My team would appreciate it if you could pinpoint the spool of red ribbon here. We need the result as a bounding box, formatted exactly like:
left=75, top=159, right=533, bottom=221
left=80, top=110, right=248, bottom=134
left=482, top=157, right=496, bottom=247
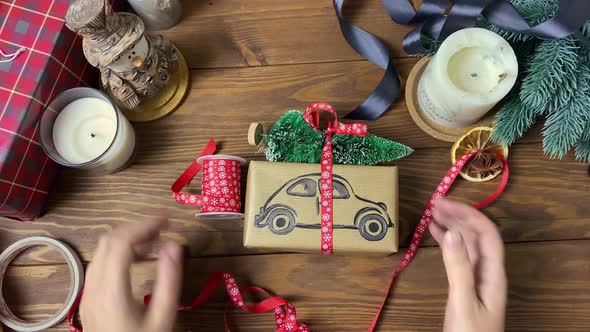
left=172, top=139, right=246, bottom=219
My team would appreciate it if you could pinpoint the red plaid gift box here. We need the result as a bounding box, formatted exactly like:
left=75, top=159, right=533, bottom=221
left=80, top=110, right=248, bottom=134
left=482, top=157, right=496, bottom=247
left=0, top=0, right=122, bottom=221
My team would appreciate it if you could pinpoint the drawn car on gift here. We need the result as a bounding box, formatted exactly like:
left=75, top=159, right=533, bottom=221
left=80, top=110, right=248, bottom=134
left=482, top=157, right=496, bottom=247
left=254, top=173, right=394, bottom=241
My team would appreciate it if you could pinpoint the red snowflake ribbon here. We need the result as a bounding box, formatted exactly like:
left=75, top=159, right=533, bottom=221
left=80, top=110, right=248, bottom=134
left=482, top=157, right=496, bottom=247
left=67, top=273, right=309, bottom=332
left=171, top=139, right=243, bottom=214
left=368, top=149, right=509, bottom=331
left=144, top=272, right=309, bottom=332
left=303, top=102, right=368, bottom=255
left=67, top=292, right=83, bottom=332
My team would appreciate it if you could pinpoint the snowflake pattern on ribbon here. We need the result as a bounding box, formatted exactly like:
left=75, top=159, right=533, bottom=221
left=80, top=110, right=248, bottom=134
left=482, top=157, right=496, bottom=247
left=173, top=158, right=242, bottom=214
left=304, top=102, right=367, bottom=255
left=192, top=273, right=310, bottom=332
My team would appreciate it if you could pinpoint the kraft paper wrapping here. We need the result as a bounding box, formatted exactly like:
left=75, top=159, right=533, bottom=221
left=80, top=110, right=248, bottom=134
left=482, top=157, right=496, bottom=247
left=244, top=161, right=398, bottom=255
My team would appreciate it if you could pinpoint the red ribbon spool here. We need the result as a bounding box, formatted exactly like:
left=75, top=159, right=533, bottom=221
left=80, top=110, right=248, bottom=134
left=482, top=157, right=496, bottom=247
left=172, top=139, right=246, bottom=219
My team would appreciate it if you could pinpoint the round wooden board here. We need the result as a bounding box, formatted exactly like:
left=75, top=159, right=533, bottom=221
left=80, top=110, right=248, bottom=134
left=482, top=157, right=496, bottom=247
left=405, top=56, right=495, bottom=143
left=103, top=45, right=190, bottom=122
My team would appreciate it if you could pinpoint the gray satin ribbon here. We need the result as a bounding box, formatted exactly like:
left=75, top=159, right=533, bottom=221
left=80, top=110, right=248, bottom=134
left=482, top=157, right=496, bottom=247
left=336, top=0, right=590, bottom=120
left=333, top=0, right=400, bottom=120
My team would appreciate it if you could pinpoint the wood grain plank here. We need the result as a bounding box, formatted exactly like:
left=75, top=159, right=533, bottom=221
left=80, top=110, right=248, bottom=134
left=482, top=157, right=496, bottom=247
left=1, top=143, right=588, bottom=265
left=129, top=60, right=542, bottom=160
left=4, top=240, right=590, bottom=331
left=161, top=0, right=416, bottom=69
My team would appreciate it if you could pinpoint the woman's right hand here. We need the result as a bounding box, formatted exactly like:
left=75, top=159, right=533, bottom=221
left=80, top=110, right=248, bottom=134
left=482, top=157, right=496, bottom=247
left=430, top=198, right=507, bottom=332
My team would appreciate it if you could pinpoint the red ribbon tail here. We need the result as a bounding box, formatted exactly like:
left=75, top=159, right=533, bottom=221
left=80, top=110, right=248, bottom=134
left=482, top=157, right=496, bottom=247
left=473, top=150, right=509, bottom=209
left=171, top=138, right=217, bottom=206
left=367, top=149, right=509, bottom=331
left=144, top=272, right=305, bottom=332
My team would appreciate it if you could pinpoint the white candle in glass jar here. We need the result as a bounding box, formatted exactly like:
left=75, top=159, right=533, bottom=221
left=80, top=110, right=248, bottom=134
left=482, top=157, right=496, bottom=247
left=418, top=28, right=518, bottom=128
left=52, top=97, right=136, bottom=172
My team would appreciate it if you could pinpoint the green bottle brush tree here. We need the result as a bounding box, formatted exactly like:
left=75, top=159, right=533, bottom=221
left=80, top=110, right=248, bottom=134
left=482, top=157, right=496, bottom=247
left=263, top=110, right=413, bottom=165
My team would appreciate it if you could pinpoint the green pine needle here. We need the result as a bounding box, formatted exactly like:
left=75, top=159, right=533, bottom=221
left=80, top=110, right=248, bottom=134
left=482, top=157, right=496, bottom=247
left=492, top=94, right=537, bottom=146
left=264, top=110, right=323, bottom=163
left=332, top=134, right=413, bottom=165
left=519, top=38, right=580, bottom=115
left=575, top=138, right=590, bottom=162
left=264, top=111, right=413, bottom=165
left=574, top=114, right=590, bottom=162
left=582, top=21, right=590, bottom=63
left=542, top=97, right=590, bottom=159
left=542, top=65, right=590, bottom=159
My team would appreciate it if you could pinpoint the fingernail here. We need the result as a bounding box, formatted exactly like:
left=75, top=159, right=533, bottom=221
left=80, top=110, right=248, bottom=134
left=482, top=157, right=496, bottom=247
left=163, top=242, right=182, bottom=264
left=444, top=230, right=463, bottom=250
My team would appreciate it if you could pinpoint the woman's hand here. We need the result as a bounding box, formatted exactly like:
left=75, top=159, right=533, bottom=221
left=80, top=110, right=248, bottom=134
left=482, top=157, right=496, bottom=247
left=430, top=198, right=507, bottom=332
left=80, top=217, right=183, bottom=332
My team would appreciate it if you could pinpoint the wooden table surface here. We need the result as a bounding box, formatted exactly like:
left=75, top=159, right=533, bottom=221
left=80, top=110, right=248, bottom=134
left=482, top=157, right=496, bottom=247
left=2, top=1, right=590, bottom=331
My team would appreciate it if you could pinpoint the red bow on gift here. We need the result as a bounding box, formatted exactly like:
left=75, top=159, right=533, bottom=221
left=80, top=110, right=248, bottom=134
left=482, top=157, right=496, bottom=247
left=303, top=103, right=368, bottom=255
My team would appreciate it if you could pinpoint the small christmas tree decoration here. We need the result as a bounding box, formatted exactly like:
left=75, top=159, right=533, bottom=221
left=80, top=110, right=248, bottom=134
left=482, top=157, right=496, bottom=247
left=263, top=110, right=413, bottom=165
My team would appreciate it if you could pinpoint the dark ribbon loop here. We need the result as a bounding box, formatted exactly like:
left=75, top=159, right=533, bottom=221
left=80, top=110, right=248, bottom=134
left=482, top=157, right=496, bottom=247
left=333, top=0, right=401, bottom=120
left=334, top=0, right=590, bottom=120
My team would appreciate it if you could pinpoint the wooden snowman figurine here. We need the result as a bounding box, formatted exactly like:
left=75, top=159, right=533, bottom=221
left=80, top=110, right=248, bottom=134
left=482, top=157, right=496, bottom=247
left=66, top=0, right=188, bottom=120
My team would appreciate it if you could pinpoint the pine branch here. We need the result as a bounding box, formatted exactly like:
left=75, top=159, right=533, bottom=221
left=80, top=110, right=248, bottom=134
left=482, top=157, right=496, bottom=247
left=519, top=38, right=579, bottom=114
left=490, top=38, right=538, bottom=146
left=581, top=119, right=590, bottom=142
left=575, top=120, right=590, bottom=161
left=492, top=94, right=537, bottom=145
left=574, top=139, right=590, bottom=162
left=542, top=65, right=590, bottom=159
left=542, top=94, right=590, bottom=159
left=581, top=20, right=590, bottom=64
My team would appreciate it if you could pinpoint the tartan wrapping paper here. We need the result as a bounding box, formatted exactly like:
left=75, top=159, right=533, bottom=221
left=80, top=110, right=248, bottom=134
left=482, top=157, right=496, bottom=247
left=0, top=0, right=121, bottom=221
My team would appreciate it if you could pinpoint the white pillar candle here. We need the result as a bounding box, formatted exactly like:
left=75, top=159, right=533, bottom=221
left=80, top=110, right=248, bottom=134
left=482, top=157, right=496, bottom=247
left=418, top=28, right=518, bottom=128
left=50, top=97, right=136, bottom=172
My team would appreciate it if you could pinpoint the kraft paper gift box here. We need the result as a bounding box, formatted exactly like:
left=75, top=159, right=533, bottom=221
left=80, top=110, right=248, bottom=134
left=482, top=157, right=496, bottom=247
left=244, top=161, right=399, bottom=255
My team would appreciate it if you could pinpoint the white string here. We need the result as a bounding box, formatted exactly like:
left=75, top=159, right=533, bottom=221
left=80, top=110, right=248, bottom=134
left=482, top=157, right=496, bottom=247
left=0, top=47, right=26, bottom=63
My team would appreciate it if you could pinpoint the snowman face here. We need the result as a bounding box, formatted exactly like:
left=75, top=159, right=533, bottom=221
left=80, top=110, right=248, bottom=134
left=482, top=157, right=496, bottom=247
left=108, top=36, right=149, bottom=72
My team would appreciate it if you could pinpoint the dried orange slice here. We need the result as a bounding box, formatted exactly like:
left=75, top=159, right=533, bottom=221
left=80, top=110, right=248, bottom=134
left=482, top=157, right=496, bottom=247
left=451, top=127, right=508, bottom=182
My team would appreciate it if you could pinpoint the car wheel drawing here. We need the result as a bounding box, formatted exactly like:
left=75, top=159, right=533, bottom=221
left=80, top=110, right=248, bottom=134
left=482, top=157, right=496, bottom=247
left=266, top=206, right=296, bottom=235
left=357, top=213, right=388, bottom=241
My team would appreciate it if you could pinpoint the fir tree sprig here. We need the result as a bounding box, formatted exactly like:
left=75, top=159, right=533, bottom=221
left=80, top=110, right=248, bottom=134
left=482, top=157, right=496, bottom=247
left=264, top=111, right=413, bottom=165
left=574, top=139, right=590, bottom=161
left=575, top=120, right=590, bottom=161
left=492, top=94, right=537, bottom=146
left=542, top=70, right=590, bottom=159
left=519, top=38, right=580, bottom=115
